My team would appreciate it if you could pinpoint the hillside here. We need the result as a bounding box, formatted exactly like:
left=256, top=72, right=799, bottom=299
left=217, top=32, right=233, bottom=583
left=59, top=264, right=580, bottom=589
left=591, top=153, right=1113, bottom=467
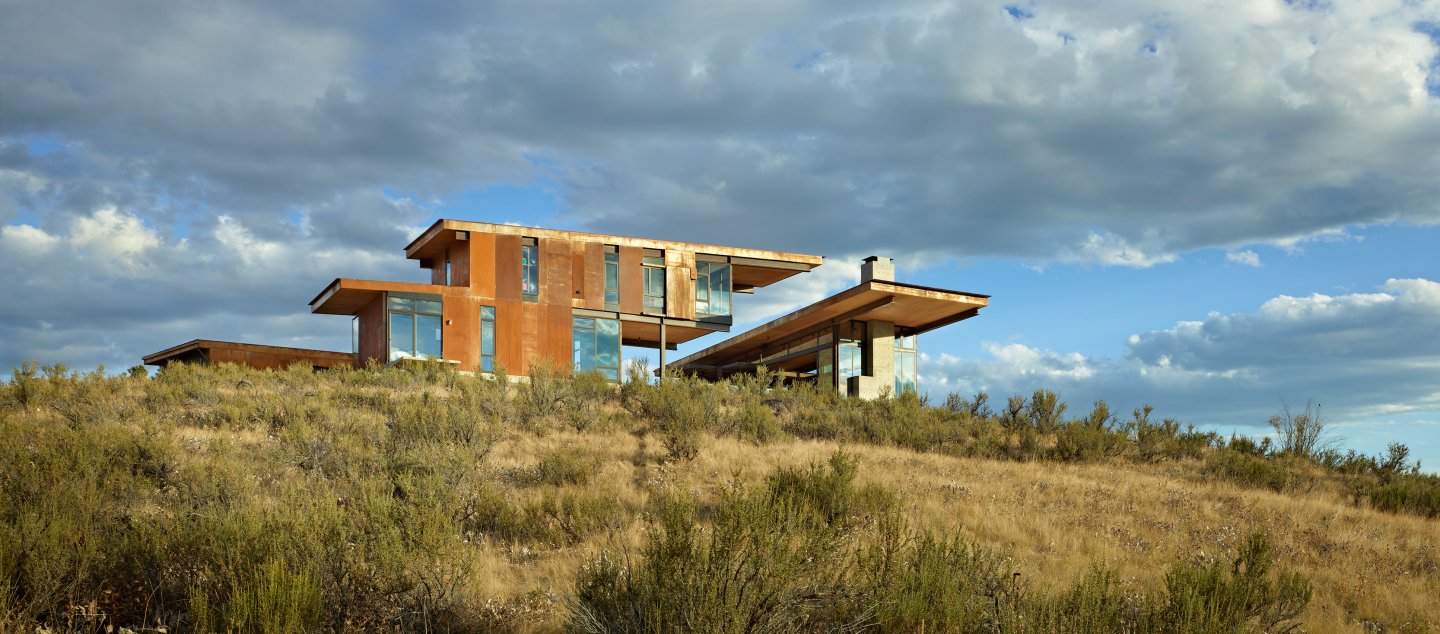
left=1, top=361, right=1436, bottom=634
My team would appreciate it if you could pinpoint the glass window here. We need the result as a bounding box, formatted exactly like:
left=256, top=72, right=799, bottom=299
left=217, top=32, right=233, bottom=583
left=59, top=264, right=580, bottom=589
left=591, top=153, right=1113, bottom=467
left=695, top=262, right=732, bottom=317
left=522, top=242, right=539, bottom=300
left=604, top=250, right=619, bottom=309
left=573, top=316, right=622, bottom=382
left=389, top=313, right=415, bottom=361
left=894, top=334, right=917, bottom=395
left=643, top=265, right=665, bottom=313
left=389, top=296, right=415, bottom=311
left=480, top=306, right=496, bottom=372
left=417, top=314, right=443, bottom=359
left=837, top=321, right=866, bottom=397
left=352, top=316, right=359, bottom=355
left=445, top=257, right=451, bottom=286
left=388, top=294, right=444, bottom=362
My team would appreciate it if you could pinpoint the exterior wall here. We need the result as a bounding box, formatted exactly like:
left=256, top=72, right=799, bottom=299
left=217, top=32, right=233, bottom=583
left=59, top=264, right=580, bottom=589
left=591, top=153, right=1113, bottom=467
left=358, top=294, right=387, bottom=367
left=862, top=320, right=895, bottom=400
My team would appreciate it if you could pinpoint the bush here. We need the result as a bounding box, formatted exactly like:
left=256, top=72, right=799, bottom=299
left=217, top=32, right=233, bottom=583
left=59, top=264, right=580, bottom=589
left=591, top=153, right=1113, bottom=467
left=223, top=558, right=324, bottom=634
left=630, top=375, right=717, bottom=461
left=1369, top=474, right=1440, bottom=518
left=1161, top=531, right=1312, bottom=633
left=1203, top=450, right=1310, bottom=493
left=537, top=447, right=603, bottom=486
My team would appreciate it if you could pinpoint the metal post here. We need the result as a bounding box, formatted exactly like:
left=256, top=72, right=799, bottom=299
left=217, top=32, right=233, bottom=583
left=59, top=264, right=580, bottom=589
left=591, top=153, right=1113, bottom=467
left=659, top=321, right=667, bottom=380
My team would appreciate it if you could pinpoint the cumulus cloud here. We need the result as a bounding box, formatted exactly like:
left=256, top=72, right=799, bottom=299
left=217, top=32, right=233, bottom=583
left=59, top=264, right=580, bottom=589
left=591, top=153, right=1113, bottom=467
left=923, top=279, right=1440, bottom=426
left=1226, top=250, right=1262, bottom=267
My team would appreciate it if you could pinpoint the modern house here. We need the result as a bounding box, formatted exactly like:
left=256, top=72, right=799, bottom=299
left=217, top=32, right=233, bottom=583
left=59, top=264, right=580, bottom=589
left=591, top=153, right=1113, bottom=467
left=145, top=219, right=988, bottom=397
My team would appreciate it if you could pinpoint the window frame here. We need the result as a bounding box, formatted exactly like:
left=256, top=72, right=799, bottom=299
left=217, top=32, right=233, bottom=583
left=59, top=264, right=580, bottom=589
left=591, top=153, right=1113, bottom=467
left=521, top=237, right=540, bottom=303
left=642, top=248, right=665, bottom=314
left=603, top=245, right=620, bottom=311
left=695, top=261, right=732, bottom=320
left=572, top=315, right=622, bottom=382
left=893, top=332, right=917, bottom=395
left=480, top=305, right=496, bottom=373
left=385, top=291, right=444, bottom=362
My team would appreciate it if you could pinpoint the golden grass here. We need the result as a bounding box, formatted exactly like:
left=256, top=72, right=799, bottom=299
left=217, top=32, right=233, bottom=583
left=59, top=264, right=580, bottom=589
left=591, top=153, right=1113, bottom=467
left=469, top=429, right=1438, bottom=633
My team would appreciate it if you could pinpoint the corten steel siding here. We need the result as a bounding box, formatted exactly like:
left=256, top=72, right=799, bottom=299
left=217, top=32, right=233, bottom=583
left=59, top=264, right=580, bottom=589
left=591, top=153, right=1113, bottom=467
left=206, top=347, right=352, bottom=371
left=618, top=246, right=643, bottom=314
left=358, top=294, right=387, bottom=367
left=571, top=241, right=588, bottom=306
left=450, top=241, right=472, bottom=288
left=542, top=238, right=574, bottom=370
left=470, top=232, right=496, bottom=300
left=666, top=250, right=696, bottom=320
left=443, top=294, right=481, bottom=372
left=583, top=242, right=605, bottom=311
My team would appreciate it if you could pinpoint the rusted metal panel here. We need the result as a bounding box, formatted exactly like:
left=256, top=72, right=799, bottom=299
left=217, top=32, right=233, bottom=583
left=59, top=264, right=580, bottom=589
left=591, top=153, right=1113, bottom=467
left=451, top=241, right=471, bottom=288
left=584, top=241, right=605, bottom=310
left=359, top=293, right=387, bottom=367
left=470, top=231, right=496, bottom=299
left=543, top=303, right=572, bottom=373
left=520, top=301, right=541, bottom=376
left=619, top=246, right=642, bottom=314
left=495, top=234, right=521, bottom=302
left=444, top=295, right=479, bottom=372
left=430, top=261, right=445, bottom=285
left=543, top=238, right=572, bottom=306
left=667, top=265, right=695, bottom=320
left=571, top=241, right=587, bottom=303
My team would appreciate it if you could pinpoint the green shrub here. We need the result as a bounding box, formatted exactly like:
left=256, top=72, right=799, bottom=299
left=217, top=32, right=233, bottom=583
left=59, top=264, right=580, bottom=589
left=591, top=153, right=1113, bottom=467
left=537, top=447, right=603, bottom=486
left=1160, top=531, right=1312, bottom=633
left=1203, top=450, right=1305, bottom=493
left=1027, top=389, right=1068, bottom=433
left=1369, top=474, right=1440, bottom=518
left=225, top=558, right=324, bottom=634
left=630, top=376, right=716, bottom=461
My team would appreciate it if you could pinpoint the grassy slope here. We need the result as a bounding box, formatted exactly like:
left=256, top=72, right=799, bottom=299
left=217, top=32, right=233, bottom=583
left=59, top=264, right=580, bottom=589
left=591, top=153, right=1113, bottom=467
left=1, top=362, right=1436, bottom=633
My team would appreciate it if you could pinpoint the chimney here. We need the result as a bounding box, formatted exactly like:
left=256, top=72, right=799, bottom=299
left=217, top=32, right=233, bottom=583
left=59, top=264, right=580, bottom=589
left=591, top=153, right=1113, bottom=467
left=860, top=256, right=893, bottom=283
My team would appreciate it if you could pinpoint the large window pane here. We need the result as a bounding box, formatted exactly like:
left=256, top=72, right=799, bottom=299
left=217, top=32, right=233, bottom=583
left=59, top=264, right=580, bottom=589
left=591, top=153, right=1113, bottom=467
left=481, top=306, right=495, bottom=320
left=389, top=313, right=415, bottom=361
left=604, top=252, right=619, bottom=307
left=389, top=297, right=415, bottom=311
left=416, top=300, right=442, bottom=315
left=711, top=264, right=730, bottom=315
left=481, top=320, right=495, bottom=356
left=597, top=318, right=620, bottom=368
left=574, top=329, right=597, bottom=372
left=417, top=315, right=443, bottom=359
left=522, top=245, right=539, bottom=297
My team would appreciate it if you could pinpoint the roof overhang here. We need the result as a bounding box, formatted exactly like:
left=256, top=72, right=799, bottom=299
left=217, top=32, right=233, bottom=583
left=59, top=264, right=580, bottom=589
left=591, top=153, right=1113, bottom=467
left=667, top=280, right=989, bottom=371
left=403, top=219, right=824, bottom=289
left=310, top=278, right=452, bottom=315
left=143, top=340, right=352, bottom=366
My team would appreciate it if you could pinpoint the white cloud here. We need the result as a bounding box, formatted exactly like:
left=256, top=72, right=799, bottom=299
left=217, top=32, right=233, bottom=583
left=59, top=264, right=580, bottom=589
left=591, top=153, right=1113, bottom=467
left=925, top=279, right=1440, bottom=426
left=1226, top=250, right=1261, bottom=267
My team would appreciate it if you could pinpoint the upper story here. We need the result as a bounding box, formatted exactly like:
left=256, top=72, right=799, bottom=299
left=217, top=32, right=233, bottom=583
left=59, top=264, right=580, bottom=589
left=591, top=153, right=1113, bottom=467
left=308, top=219, right=824, bottom=375
left=401, top=220, right=823, bottom=321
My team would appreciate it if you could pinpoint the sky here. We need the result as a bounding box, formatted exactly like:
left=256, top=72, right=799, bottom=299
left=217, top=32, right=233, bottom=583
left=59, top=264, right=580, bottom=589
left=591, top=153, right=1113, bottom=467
left=2, top=0, right=1437, bottom=469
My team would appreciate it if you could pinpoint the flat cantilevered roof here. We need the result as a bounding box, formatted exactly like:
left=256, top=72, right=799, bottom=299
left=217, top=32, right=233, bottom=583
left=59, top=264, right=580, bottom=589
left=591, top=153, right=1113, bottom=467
left=404, top=219, right=825, bottom=290
left=666, top=280, right=989, bottom=371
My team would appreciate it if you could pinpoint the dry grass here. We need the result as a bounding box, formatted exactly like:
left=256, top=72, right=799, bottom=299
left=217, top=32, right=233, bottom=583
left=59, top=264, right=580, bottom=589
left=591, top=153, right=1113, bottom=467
left=469, top=430, right=1439, bottom=634
left=1, top=361, right=1435, bottom=633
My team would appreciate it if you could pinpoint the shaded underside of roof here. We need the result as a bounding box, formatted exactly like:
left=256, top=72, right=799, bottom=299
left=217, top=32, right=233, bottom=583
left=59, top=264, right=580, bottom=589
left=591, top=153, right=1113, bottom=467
left=666, top=280, right=989, bottom=371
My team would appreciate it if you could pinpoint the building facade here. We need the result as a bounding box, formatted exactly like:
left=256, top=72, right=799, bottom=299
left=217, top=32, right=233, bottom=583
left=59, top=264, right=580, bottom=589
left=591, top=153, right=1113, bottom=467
left=307, top=220, right=823, bottom=377
left=146, top=221, right=988, bottom=396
